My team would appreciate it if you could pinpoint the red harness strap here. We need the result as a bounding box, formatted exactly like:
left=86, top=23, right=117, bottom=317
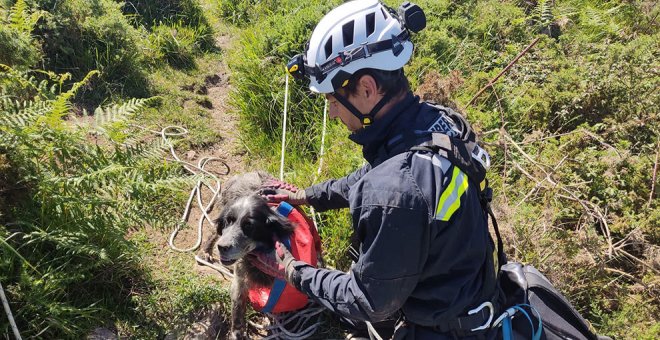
left=248, top=202, right=322, bottom=313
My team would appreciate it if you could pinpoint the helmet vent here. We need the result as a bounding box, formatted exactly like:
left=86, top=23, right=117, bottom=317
left=324, top=36, right=333, bottom=60
left=366, top=12, right=375, bottom=36
left=342, top=21, right=354, bottom=47
left=381, top=7, right=388, bottom=19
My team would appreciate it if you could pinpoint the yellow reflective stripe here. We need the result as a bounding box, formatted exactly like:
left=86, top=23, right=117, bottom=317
left=443, top=172, right=468, bottom=220
left=435, top=167, right=469, bottom=221
left=436, top=167, right=459, bottom=217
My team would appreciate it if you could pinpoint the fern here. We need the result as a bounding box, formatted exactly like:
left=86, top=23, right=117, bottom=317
left=4, top=0, right=43, bottom=36
left=93, top=97, right=160, bottom=131
left=530, top=0, right=555, bottom=33
left=1, top=67, right=189, bottom=338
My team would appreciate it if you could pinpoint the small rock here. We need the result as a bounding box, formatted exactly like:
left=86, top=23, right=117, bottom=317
left=87, top=327, right=116, bottom=340
left=204, top=74, right=222, bottom=86
left=186, top=151, right=197, bottom=160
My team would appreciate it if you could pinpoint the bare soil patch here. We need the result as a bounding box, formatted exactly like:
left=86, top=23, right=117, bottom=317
left=165, top=32, right=249, bottom=278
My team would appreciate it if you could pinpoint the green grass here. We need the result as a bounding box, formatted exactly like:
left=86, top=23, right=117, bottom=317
left=221, top=0, right=660, bottom=338
left=1, top=0, right=658, bottom=338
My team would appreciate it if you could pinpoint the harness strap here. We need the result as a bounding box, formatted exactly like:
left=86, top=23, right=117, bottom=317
left=430, top=303, right=493, bottom=335
left=410, top=133, right=506, bottom=268
left=310, top=30, right=410, bottom=83
left=262, top=202, right=295, bottom=313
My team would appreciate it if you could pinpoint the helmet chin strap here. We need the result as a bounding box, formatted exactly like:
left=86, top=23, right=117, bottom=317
left=332, top=92, right=392, bottom=127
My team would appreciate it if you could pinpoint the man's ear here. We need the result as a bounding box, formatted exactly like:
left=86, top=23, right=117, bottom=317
left=358, top=74, right=379, bottom=99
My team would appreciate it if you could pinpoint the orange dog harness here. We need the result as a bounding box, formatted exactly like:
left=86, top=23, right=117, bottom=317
left=248, top=202, right=322, bottom=313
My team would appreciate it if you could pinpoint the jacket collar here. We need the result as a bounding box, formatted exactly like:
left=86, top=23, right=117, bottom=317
left=348, top=92, right=421, bottom=166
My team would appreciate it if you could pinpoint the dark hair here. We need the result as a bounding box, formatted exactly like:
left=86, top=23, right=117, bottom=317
left=344, top=68, right=409, bottom=98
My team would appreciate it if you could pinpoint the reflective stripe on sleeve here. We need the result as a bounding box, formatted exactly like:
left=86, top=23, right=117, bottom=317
left=435, top=166, right=469, bottom=221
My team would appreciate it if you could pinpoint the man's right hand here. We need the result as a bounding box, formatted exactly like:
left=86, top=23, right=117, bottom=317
left=259, top=179, right=308, bottom=205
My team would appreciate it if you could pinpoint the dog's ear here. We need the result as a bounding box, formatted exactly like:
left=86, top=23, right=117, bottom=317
left=266, top=212, right=294, bottom=238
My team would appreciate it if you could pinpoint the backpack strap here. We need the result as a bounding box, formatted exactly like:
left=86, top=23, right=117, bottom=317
left=403, top=105, right=509, bottom=336
left=410, top=132, right=506, bottom=270
left=412, top=103, right=506, bottom=266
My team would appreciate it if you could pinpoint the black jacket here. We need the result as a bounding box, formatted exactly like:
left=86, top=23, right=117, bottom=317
left=300, top=92, right=496, bottom=329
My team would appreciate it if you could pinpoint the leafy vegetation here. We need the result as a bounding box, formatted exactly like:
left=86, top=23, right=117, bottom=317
left=1, top=0, right=227, bottom=338
left=222, top=0, right=659, bottom=338
left=0, top=0, right=657, bottom=338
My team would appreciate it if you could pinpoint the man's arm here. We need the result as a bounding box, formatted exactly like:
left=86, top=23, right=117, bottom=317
left=296, top=203, right=429, bottom=321
left=305, top=164, right=371, bottom=212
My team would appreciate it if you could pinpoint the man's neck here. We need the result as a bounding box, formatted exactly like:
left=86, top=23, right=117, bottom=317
left=373, top=91, right=408, bottom=121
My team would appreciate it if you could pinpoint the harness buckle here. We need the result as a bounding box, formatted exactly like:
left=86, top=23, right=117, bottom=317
left=361, top=42, right=371, bottom=58
left=492, top=307, right=517, bottom=328
left=468, top=301, right=494, bottom=331
left=472, top=145, right=491, bottom=170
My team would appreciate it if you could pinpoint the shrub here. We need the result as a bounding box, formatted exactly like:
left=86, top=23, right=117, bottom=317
left=0, top=0, right=42, bottom=68
left=33, top=0, right=149, bottom=105
left=146, top=21, right=209, bottom=69
left=0, top=66, right=202, bottom=337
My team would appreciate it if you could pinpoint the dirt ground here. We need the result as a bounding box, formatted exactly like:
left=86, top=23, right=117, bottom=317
left=166, top=32, right=251, bottom=279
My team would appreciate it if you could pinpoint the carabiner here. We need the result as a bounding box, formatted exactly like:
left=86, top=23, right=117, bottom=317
left=468, top=301, right=494, bottom=331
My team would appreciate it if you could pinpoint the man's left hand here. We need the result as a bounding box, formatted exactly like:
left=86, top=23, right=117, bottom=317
left=248, top=241, right=311, bottom=288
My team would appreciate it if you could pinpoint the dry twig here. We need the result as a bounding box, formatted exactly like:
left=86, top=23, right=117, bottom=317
left=650, top=138, right=659, bottom=207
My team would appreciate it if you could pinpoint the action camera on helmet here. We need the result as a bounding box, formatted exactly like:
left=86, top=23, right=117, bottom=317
left=398, top=2, right=426, bottom=33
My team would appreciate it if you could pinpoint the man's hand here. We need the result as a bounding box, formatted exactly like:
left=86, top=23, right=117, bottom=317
left=259, top=179, right=308, bottom=205
left=248, top=241, right=310, bottom=288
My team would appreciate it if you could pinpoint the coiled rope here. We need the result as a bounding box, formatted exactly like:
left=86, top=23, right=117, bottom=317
left=152, top=125, right=228, bottom=253
left=166, top=69, right=326, bottom=339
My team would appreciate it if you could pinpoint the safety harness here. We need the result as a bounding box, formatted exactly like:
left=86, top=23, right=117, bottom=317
left=407, top=104, right=508, bottom=336
left=248, top=202, right=322, bottom=314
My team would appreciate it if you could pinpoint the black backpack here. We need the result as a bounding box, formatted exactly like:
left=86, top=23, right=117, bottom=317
left=497, top=262, right=611, bottom=340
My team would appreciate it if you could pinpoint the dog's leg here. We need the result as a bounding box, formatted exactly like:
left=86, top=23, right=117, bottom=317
left=229, top=266, right=249, bottom=340
left=199, top=231, right=219, bottom=262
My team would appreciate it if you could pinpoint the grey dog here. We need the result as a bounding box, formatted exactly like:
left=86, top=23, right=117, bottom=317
left=201, top=171, right=295, bottom=340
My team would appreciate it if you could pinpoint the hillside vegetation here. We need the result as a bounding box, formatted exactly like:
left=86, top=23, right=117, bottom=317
left=1, top=0, right=658, bottom=339
left=221, top=0, right=658, bottom=338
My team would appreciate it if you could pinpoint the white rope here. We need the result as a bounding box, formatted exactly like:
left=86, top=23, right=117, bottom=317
left=156, top=125, right=226, bottom=253
left=310, top=99, right=328, bottom=229
left=316, top=99, right=329, bottom=179
left=280, top=69, right=290, bottom=181
left=366, top=321, right=384, bottom=340
left=261, top=302, right=326, bottom=340
left=194, top=255, right=234, bottom=279
left=0, top=281, right=22, bottom=340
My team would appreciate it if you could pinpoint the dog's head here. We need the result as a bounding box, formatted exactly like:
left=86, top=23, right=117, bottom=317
left=214, top=194, right=294, bottom=266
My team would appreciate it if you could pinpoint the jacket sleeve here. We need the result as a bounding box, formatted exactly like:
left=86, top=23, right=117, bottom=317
left=296, top=202, right=429, bottom=321
left=305, top=164, right=371, bottom=212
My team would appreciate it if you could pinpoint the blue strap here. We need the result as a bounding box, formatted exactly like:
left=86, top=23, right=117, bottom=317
left=513, top=304, right=543, bottom=340
left=498, top=304, right=543, bottom=340
left=502, top=316, right=513, bottom=340
left=276, top=201, right=294, bottom=217
left=260, top=236, right=293, bottom=313
left=261, top=279, right=286, bottom=313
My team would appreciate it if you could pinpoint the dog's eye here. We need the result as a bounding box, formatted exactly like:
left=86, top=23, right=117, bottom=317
left=241, top=222, right=254, bottom=235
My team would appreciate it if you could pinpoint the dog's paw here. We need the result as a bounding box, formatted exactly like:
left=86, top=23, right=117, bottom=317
left=198, top=250, right=215, bottom=263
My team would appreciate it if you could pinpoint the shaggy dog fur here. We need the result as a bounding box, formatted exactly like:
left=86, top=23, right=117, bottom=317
left=200, top=171, right=295, bottom=340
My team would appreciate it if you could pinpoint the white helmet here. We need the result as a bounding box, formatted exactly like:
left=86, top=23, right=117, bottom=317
left=287, top=0, right=426, bottom=94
